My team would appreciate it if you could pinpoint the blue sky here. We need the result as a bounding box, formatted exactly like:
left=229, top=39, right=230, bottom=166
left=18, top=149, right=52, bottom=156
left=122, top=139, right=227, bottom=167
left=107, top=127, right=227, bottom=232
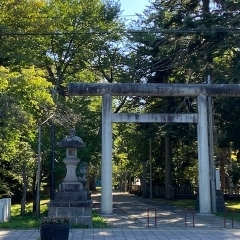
left=119, top=0, right=150, bottom=16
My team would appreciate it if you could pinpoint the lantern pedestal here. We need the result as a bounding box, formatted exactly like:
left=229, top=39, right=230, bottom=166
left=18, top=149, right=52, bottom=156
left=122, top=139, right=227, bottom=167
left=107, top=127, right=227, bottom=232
left=63, top=156, right=80, bottom=182
left=48, top=183, right=93, bottom=227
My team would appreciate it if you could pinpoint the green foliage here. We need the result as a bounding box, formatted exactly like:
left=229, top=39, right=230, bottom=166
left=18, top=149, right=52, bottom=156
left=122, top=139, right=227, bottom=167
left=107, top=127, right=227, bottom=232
left=118, top=0, right=240, bottom=188
left=0, top=66, right=55, bottom=199
left=228, top=162, right=240, bottom=185
left=0, top=0, right=124, bottom=198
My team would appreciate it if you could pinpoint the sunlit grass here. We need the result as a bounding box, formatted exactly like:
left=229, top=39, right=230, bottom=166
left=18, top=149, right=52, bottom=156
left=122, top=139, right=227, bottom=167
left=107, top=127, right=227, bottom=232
left=217, top=200, right=240, bottom=222
left=11, top=200, right=49, bottom=217
left=154, top=198, right=196, bottom=209
left=225, top=201, right=240, bottom=210
left=0, top=199, right=49, bottom=229
left=92, top=211, right=108, bottom=228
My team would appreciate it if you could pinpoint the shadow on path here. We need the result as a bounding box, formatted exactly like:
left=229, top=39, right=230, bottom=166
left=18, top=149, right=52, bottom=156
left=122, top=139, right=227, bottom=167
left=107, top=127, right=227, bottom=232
left=92, top=191, right=240, bottom=229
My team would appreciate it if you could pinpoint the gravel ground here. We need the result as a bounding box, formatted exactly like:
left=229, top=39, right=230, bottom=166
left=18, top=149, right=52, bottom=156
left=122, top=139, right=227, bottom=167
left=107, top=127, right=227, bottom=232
left=92, top=192, right=240, bottom=229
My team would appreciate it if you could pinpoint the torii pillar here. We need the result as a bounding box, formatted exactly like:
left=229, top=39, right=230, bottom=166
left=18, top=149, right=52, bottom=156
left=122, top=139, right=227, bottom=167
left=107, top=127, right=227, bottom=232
left=197, top=94, right=211, bottom=214
left=101, top=93, right=113, bottom=214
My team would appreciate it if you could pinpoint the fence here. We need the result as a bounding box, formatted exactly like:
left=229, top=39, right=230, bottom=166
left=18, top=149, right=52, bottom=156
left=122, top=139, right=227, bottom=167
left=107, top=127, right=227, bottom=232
left=0, top=198, right=11, bottom=222
left=130, top=185, right=197, bottom=198
left=130, top=185, right=240, bottom=199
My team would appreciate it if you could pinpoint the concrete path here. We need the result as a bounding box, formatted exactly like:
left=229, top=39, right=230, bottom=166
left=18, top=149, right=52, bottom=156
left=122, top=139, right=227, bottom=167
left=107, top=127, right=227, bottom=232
left=1, top=192, right=240, bottom=239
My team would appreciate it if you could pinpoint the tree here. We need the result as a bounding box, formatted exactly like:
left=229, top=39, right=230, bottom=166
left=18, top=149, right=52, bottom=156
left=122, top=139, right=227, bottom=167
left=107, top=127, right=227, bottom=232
left=0, top=0, right=124, bottom=92
left=1, top=0, right=126, bottom=197
left=0, top=66, right=54, bottom=205
left=120, top=0, right=240, bottom=192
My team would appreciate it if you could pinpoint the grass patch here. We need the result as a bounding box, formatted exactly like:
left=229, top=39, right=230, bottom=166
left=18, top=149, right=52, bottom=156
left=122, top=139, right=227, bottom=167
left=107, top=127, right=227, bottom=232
left=0, top=199, right=107, bottom=229
left=154, top=198, right=196, bottom=209
left=217, top=200, right=240, bottom=222
left=216, top=210, right=240, bottom=222
left=0, top=200, right=49, bottom=229
left=92, top=211, right=108, bottom=228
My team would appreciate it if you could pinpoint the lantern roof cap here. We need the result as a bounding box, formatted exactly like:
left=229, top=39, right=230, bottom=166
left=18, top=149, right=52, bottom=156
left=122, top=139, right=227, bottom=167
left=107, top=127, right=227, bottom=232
left=58, top=129, right=86, bottom=148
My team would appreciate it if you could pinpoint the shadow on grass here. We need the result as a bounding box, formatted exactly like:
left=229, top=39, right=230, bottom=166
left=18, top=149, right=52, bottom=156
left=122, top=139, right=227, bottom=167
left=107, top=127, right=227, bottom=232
left=217, top=208, right=240, bottom=222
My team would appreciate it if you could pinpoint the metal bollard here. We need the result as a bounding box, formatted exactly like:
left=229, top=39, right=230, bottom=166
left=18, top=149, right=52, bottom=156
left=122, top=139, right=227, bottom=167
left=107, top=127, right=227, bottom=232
left=184, top=209, right=195, bottom=227
left=147, top=208, right=157, bottom=228
left=224, top=208, right=234, bottom=228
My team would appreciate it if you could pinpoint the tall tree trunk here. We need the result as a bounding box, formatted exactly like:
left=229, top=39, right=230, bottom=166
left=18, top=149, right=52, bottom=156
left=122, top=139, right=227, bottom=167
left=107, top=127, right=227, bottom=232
left=227, top=148, right=233, bottom=194
left=124, top=172, right=127, bottom=192
left=21, top=164, right=27, bottom=216
left=220, top=153, right=225, bottom=188
left=202, top=0, right=210, bottom=12
left=142, top=160, right=148, bottom=197
left=32, top=171, right=36, bottom=212
left=128, top=173, right=132, bottom=193
left=120, top=172, right=124, bottom=192
left=165, top=136, right=173, bottom=199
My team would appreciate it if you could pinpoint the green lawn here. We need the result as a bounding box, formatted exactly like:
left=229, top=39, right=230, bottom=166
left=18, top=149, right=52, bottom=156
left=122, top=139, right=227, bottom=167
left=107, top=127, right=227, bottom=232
left=0, top=199, right=107, bottom=229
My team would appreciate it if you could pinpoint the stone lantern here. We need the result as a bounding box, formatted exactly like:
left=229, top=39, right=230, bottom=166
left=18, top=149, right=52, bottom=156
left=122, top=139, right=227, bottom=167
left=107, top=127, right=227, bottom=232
left=48, top=129, right=93, bottom=227
left=58, top=129, right=86, bottom=185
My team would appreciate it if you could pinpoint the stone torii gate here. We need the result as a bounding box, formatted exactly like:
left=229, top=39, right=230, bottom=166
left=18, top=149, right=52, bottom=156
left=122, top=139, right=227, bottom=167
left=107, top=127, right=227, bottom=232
left=68, top=83, right=240, bottom=215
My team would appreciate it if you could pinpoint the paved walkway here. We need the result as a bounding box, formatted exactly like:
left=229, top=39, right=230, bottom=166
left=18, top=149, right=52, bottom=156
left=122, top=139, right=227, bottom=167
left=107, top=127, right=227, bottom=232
left=1, top=192, right=240, bottom=239
left=93, top=192, right=240, bottom=229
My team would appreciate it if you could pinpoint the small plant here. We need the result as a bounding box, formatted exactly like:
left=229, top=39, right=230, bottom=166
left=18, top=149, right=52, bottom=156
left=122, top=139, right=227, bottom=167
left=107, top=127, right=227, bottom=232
left=41, top=216, right=70, bottom=224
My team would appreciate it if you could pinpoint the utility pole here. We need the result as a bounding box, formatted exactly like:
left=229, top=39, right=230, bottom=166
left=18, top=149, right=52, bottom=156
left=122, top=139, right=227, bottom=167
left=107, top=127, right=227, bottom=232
left=36, top=124, right=41, bottom=218
left=36, top=114, right=55, bottom=218
left=142, top=159, right=148, bottom=198
left=50, top=120, right=55, bottom=200
left=149, top=138, right=153, bottom=199
left=50, top=86, right=56, bottom=201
